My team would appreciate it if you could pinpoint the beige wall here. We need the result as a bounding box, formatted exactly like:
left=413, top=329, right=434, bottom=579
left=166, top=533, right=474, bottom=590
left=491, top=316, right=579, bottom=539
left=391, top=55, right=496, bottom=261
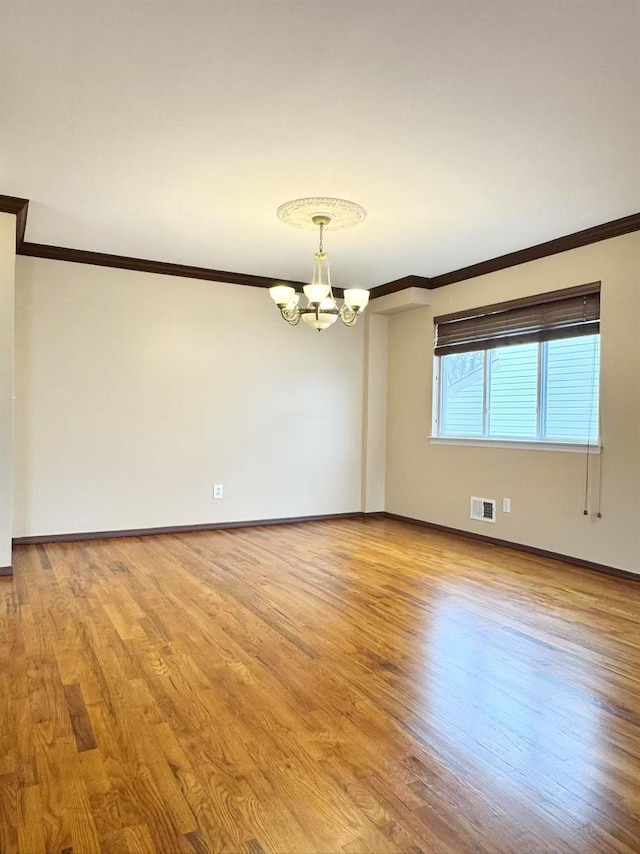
left=362, top=314, right=388, bottom=512
left=0, top=214, right=16, bottom=566
left=386, top=232, right=640, bottom=573
left=13, top=256, right=365, bottom=537
left=11, top=232, right=640, bottom=573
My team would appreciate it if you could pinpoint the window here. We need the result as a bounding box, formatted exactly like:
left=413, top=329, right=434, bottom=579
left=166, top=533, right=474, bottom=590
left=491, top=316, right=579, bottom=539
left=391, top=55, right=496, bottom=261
left=433, top=284, right=600, bottom=446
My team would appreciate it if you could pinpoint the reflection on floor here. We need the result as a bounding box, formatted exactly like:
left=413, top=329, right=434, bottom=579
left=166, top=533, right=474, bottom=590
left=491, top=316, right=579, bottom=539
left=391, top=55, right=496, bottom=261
left=2, top=517, right=640, bottom=853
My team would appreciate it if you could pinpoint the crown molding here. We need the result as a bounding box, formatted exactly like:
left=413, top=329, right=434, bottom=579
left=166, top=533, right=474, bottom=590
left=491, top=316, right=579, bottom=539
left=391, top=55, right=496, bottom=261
left=426, top=211, right=640, bottom=290
left=0, top=194, right=29, bottom=249
left=0, top=193, right=308, bottom=291
left=369, top=274, right=432, bottom=299
left=18, top=242, right=308, bottom=292
left=2, top=194, right=639, bottom=298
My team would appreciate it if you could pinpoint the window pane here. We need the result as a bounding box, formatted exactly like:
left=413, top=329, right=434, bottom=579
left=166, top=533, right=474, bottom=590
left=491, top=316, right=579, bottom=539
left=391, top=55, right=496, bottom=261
left=441, top=351, right=484, bottom=437
left=488, top=343, right=538, bottom=438
left=545, top=335, right=600, bottom=441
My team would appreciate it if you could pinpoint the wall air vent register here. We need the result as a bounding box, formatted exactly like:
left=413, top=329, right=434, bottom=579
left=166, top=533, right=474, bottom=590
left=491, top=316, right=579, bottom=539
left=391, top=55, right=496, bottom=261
left=470, top=497, right=497, bottom=523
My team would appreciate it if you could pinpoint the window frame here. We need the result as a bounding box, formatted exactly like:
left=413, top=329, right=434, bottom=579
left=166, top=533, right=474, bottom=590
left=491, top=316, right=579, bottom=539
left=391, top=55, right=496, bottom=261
left=431, top=336, right=601, bottom=452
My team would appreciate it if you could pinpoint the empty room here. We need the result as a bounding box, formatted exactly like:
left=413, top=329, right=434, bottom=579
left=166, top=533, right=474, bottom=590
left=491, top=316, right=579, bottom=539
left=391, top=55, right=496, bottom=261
left=1, top=1, right=639, bottom=852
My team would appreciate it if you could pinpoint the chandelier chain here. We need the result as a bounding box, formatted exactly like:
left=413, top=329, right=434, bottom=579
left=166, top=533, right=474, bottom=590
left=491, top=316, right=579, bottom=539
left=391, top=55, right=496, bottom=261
left=318, top=222, right=324, bottom=254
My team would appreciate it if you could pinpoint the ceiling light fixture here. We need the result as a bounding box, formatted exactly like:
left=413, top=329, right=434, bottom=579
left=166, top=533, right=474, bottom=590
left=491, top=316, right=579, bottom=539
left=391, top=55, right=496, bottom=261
left=269, top=197, right=369, bottom=331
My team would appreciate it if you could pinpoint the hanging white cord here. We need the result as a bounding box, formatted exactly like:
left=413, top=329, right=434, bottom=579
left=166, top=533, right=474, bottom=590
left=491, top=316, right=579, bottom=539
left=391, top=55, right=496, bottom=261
left=596, top=378, right=603, bottom=519
left=583, top=442, right=590, bottom=515
left=583, top=326, right=598, bottom=516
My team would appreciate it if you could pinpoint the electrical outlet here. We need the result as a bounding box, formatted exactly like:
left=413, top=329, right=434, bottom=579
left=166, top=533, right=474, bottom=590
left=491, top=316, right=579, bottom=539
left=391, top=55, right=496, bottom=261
left=503, top=498, right=511, bottom=513
left=213, top=483, right=224, bottom=500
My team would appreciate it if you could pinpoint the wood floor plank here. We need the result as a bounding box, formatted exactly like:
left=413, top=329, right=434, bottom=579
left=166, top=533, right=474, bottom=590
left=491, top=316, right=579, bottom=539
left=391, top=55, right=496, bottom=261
left=39, top=778, right=73, bottom=854
left=0, top=774, right=19, bottom=854
left=67, top=775, right=101, bottom=853
left=2, top=517, right=640, bottom=852
left=16, top=784, right=46, bottom=854
left=64, top=682, right=98, bottom=753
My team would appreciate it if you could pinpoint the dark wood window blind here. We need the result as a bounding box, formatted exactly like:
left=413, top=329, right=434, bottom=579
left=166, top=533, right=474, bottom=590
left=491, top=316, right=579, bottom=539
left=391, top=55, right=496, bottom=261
left=433, top=282, right=601, bottom=357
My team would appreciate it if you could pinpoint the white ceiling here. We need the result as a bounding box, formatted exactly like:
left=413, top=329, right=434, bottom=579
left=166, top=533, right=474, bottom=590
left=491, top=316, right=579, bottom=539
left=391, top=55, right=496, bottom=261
left=1, top=1, right=639, bottom=287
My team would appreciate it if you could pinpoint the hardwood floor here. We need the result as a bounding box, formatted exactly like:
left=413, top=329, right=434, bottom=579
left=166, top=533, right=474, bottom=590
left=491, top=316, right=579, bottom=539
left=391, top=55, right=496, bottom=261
left=2, top=517, right=640, bottom=853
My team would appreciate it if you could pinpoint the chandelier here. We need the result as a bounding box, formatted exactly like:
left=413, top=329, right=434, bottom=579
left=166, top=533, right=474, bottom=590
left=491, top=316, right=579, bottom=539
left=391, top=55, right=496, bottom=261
left=269, top=197, right=370, bottom=331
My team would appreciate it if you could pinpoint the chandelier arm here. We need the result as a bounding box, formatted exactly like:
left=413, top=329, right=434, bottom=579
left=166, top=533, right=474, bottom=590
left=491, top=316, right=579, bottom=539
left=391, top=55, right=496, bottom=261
left=340, top=304, right=358, bottom=326
left=340, top=313, right=358, bottom=327
left=281, top=308, right=301, bottom=325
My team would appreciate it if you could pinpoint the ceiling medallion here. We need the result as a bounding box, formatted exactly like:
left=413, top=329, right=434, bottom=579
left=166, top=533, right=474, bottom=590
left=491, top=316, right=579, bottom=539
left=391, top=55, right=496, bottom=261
left=270, top=198, right=369, bottom=332
left=276, top=197, right=367, bottom=231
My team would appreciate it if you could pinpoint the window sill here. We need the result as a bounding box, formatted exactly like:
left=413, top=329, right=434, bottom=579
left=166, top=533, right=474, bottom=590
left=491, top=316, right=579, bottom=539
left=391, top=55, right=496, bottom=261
left=428, top=436, right=602, bottom=454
